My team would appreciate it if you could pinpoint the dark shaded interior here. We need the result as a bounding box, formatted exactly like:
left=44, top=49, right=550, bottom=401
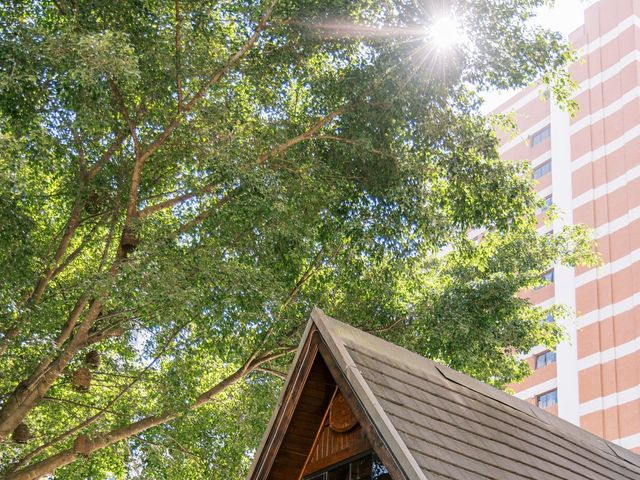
left=267, top=355, right=336, bottom=480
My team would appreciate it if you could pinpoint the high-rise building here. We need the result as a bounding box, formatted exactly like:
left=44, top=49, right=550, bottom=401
left=496, top=0, right=640, bottom=454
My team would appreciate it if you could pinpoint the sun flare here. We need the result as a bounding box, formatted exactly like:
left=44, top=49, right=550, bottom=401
left=428, top=16, right=466, bottom=50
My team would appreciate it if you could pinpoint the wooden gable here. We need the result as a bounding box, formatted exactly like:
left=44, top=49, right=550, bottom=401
left=248, top=328, right=403, bottom=480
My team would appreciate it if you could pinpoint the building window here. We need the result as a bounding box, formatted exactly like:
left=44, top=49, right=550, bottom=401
left=531, top=126, right=550, bottom=147
left=537, top=389, right=558, bottom=408
left=533, top=160, right=552, bottom=179
left=534, top=269, right=554, bottom=290
left=536, top=195, right=552, bottom=214
left=305, top=453, right=390, bottom=480
left=535, top=350, right=556, bottom=369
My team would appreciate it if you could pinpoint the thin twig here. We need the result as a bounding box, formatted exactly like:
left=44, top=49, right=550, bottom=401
left=108, top=79, right=140, bottom=156
left=255, top=367, right=287, bottom=380
left=137, top=182, right=219, bottom=219
left=172, top=187, right=240, bottom=236
left=43, top=396, right=121, bottom=416
left=175, top=0, right=183, bottom=112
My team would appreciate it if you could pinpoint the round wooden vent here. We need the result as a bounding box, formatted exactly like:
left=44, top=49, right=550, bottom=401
left=329, top=391, right=358, bottom=432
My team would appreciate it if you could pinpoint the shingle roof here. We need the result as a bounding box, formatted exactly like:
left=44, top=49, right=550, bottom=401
left=310, top=308, right=640, bottom=480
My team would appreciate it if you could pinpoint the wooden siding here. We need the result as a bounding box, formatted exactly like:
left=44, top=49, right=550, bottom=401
left=303, top=392, right=370, bottom=476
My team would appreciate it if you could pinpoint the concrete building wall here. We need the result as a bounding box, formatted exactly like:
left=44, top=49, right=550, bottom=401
left=497, top=0, right=640, bottom=454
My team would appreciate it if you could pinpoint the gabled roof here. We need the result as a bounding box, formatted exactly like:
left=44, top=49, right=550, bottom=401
left=248, top=308, right=640, bottom=480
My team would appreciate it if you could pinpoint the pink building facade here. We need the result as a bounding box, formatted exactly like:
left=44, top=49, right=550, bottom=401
left=497, top=0, right=640, bottom=454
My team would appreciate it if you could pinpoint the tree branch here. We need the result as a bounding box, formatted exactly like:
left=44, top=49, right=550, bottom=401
left=108, top=79, right=140, bottom=155
left=71, top=127, right=87, bottom=179
left=314, top=134, right=397, bottom=159
left=0, top=0, right=277, bottom=449
left=86, top=129, right=129, bottom=181
left=256, top=107, right=345, bottom=165
left=0, top=327, right=20, bottom=357
left=255, top=367, right=287, bottom=380
left=42, top=396, right=121, bottom=416
left=183, top=0, right=278, bottom=112
left=49, top=218, right=104, bottom=282
left=139, top=109, right=351, bottom=222
left=98, top=204, right=120, bottom=272
left=0, top=123, right=129, bottom=357
left=281, top=243, right=341, bottom=312
left=0, top=295, right=104, bottom=441
left=132, top=0, right=278, bottom=171
left=6, top=347, right=296, bottom=480
left=134, top=434, right=206, bottom=462
left=84, top=325, right=127, bottom=346
left=29, top=195, right=86, bottom=306
left=364, top=317, right=406, bottom=334
left=137, top=182, right=219, bottom=219
left=172, top=187, right=240, bottom=236
left=9, top=322, right=186, bottom=472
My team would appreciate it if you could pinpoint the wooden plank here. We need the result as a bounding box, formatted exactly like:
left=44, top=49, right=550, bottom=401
left=250, top=329, right=322, bottom=480
left=264, top=342, right=337, bottom=479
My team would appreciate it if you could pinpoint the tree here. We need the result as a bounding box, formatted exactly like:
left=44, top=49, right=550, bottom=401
left=0, top=0, right=595, bottom=478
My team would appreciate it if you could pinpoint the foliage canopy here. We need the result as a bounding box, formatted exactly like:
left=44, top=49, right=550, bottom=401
left=0, top=0, right=595, bottom=478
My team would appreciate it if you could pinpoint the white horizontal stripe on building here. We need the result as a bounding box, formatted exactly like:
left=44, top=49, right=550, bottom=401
left=493, top=85, right=544, bottom=115
left=574, top=51, right=640, bottom=97
left=537, top=184, right=552, bottom=199
left=580, top=16, right=640, bottom=56
left=528, top=345, right=550, bottom=357
left=573, top=164, right=640, bottom=209
left=613, top=432, right=640, bottom=450
left=497, top=40, right=640, bottom=158
left=519, top=343, right=553, bottom=362
left=572, top=124, right=640, bottom=172
left=535, top=298, right=555, bottom=309
left=499, top=16, right=640, bottom=117
left=575, top=248, right=640, bottom=288
left=591, top=205, right=640, bottom=239
left=570, top=85, right=640, bottom=134
left=498, top=117, right=550, bottom=155
left=513, top=378, right=557, bottom=401
left=577, top=293, right=640, bottom=329
left=579, top=385, right=640, bottom=416
left=530, top=152, right=551, bottom=169
left=577, top=338, right=640, bottom=371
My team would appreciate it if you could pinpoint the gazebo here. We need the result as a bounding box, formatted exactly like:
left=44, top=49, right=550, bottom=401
left=247, top=308, right=640, bottom=480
